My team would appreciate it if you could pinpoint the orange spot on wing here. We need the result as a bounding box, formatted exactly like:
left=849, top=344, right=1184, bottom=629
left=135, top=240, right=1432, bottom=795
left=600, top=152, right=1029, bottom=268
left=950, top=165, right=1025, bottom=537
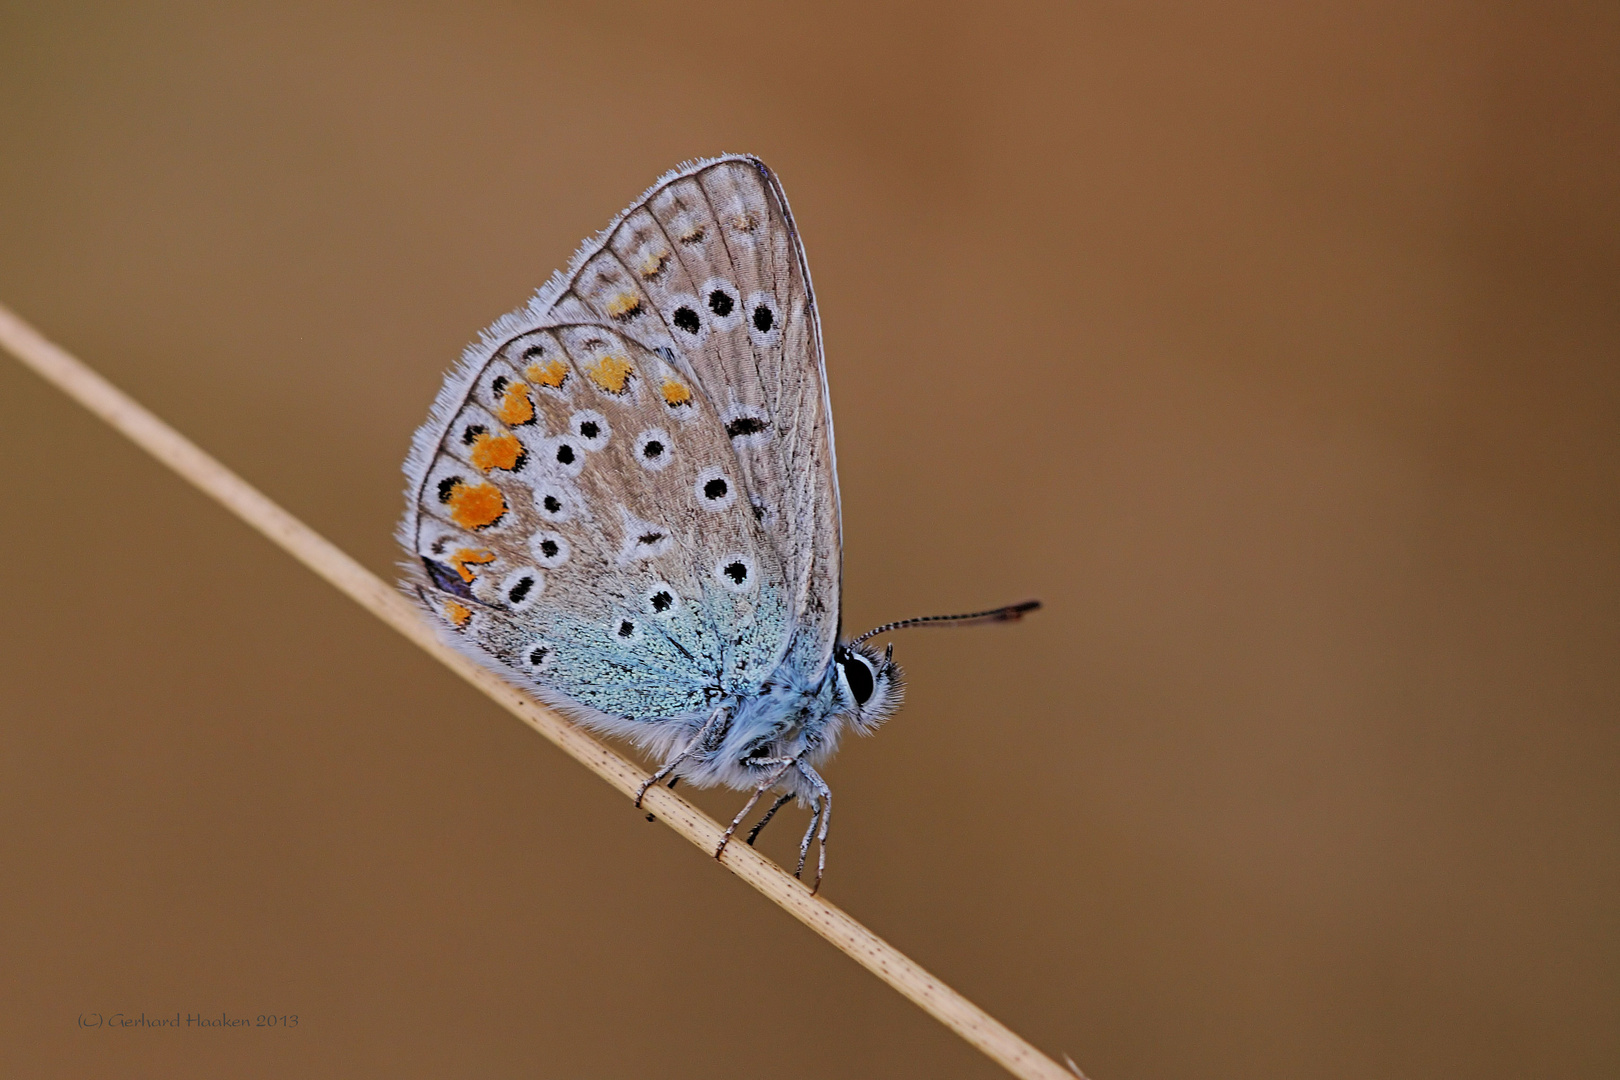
left=604, top=292, right=642, bottom=320
left=449, top=547, right=496, bottom=583
left=469, top=430, right=523, bottom=472
left=637, top=249, right=669, bottom=278
left=444, top=600, right=472, bottom=628
left=525, top=357, right=569, bottom=389
left=447, top=481, right=507, bottom=530
left=660, top=379, right=692, bottom=407
left=495, top=381, right=535, bottom=426
left=586, top=354, right=634, bottom=395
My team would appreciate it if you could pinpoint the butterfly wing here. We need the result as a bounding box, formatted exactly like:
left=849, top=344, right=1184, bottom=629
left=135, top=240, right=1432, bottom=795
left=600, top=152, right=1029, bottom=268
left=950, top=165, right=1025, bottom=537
left=399, top=321, right=790, bottom=752
left=527, top=155, right=842, bottom=681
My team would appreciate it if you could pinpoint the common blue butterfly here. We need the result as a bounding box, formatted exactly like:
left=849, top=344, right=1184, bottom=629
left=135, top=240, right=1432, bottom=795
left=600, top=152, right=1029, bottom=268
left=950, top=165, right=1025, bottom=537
left=399, top=155, right=1035, bottom=889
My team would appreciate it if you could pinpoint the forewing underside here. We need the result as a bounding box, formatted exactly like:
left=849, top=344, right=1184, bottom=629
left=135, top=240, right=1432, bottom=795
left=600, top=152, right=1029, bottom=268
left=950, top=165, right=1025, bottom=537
left=530, top=155, right=842, bottom=681
left=401, top=323, right=789, bottom=736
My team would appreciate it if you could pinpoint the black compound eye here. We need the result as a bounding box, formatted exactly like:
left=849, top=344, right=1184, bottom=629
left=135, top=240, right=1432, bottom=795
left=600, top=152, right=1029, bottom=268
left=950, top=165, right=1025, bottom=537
left=708, top=289, right=734, bottom=317
left=838, top=653, right=876, bottom=706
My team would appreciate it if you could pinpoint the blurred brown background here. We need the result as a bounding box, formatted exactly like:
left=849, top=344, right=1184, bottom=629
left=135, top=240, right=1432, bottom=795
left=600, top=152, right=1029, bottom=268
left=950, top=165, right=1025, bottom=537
left=1, top=2, right=1615, bottom=1078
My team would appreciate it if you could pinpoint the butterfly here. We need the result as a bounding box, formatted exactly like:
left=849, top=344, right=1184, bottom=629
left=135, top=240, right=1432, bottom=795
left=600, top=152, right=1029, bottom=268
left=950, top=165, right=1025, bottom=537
left=399, top=154, right=1036, bottom=890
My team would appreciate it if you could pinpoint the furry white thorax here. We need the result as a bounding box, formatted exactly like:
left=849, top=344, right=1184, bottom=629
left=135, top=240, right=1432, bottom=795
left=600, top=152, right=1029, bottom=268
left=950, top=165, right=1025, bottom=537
left=637, top=638, right=903, bottom=804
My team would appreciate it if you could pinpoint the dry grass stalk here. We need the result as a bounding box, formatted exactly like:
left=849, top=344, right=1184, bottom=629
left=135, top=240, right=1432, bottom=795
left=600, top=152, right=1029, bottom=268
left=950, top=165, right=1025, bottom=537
left=0, top=301, right=1080, bottom=1080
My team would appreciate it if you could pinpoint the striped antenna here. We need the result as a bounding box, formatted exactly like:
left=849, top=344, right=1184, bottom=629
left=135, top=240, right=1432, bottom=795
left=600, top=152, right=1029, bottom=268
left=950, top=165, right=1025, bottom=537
left=850, top=600, right=1042, bottom=647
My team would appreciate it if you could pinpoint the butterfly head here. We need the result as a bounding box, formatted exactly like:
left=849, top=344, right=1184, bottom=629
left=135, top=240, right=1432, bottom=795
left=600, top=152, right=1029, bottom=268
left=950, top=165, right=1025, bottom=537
left=831, top=640, right=904, bottom=734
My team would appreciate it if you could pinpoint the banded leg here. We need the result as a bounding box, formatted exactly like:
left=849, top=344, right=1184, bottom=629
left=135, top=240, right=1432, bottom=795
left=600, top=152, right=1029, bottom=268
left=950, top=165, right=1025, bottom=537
left=795, top=761, right=833, bottom=894
left=745, top=793, right=794, bottom=846
left=715, top=757, right=796, bottom=858
left=796, top=800, right=821, bottom=881
left=635, top=706, right=729, bottom=808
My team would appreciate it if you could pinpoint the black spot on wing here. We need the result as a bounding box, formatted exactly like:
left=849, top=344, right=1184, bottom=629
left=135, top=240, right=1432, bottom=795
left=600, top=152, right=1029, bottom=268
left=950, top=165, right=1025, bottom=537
left=725, top=416, right=769, bottom=439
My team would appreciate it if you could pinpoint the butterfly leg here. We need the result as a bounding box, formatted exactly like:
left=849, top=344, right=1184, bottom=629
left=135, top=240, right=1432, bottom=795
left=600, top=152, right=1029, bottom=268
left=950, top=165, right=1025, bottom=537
left=715, top=758, right=796, bottom=858
left=795, top=800, right=820, bottom=880
left=794, top=761, right=833, bottom=894
left=745, top=793, right=794, bottom=847
left=634, top=705, right=730, bottom=808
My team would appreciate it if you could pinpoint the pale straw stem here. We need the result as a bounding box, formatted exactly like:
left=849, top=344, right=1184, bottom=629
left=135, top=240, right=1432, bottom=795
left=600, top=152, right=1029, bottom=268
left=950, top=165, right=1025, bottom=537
left=0, top=301, right=1080, bottom=1080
